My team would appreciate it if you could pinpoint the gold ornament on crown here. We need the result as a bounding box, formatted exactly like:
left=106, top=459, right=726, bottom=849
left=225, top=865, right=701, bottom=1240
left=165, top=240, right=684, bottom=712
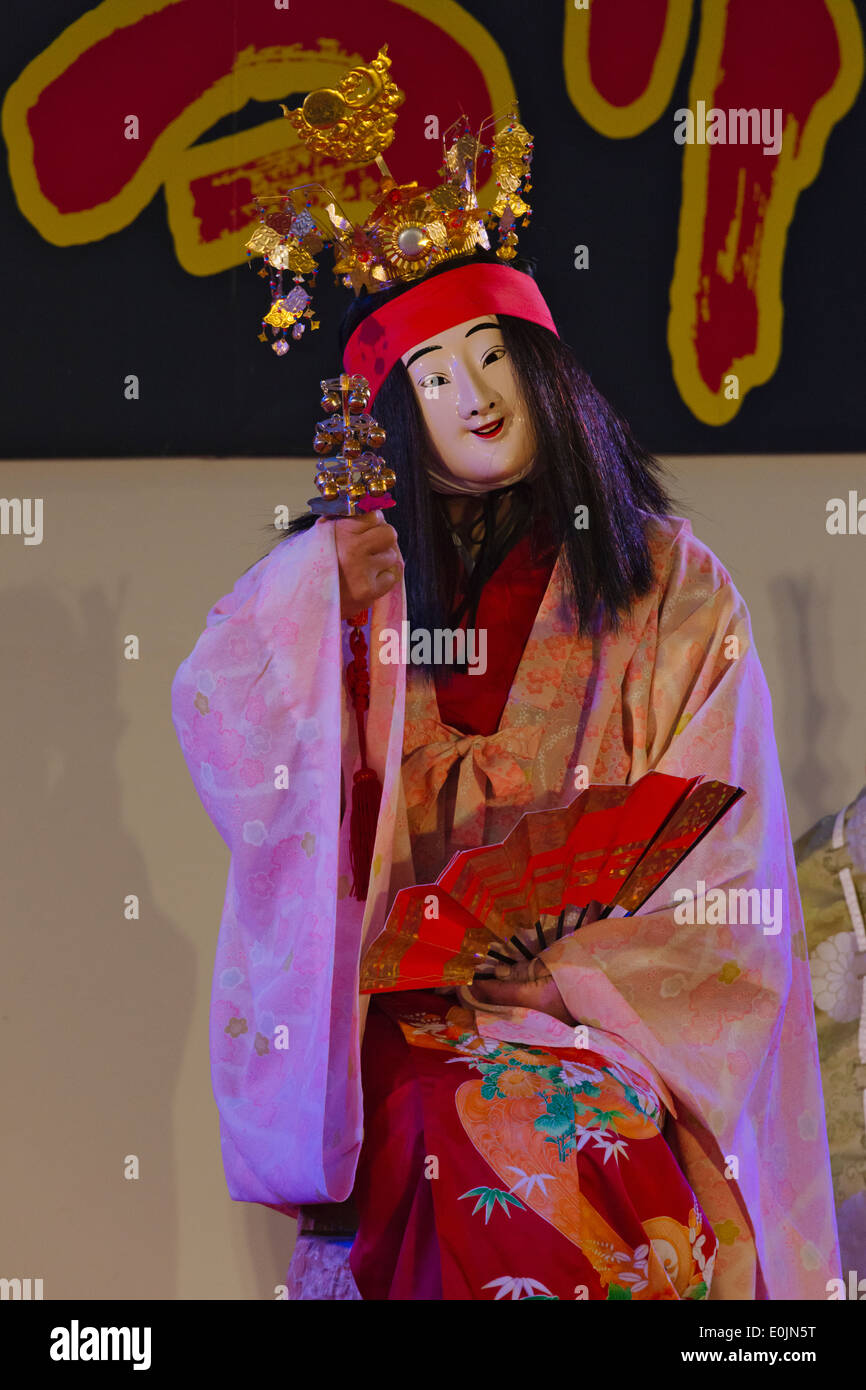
left=279, top=45, right=404, bottom=165
left=245, top=43, right=535, bottom=356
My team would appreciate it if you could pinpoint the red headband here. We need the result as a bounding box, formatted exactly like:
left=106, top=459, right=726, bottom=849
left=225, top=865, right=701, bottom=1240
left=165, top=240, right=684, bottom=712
left=341, top=262, right=559, bottom=403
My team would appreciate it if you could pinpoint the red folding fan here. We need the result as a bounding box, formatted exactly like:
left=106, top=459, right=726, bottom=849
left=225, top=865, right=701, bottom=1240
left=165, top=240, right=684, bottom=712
left=359, top=770, right=744, bottom=992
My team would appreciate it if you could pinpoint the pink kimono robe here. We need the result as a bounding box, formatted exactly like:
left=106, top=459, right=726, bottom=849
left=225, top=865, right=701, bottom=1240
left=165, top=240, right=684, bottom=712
left=170, top=510, right=840, bottom=1298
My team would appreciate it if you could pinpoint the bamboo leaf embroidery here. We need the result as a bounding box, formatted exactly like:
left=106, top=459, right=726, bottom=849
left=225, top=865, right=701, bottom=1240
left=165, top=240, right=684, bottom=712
left=459, top=1186, right=527, bottom=1223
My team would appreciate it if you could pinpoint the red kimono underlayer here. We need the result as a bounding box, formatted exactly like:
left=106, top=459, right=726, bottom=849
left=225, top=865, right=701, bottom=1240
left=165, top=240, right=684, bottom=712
left=433, top=521, right=559, bottom=736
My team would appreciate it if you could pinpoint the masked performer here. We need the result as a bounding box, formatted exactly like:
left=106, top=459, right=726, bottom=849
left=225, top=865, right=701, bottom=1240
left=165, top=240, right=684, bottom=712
left=171, top=52, right=839, bottom=1301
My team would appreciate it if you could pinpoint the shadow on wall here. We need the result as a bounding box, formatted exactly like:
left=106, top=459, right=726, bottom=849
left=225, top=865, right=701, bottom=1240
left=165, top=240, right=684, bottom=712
left=767, top=573, right=850, bottom=830
left=2, top=579, right=194, bottom=1299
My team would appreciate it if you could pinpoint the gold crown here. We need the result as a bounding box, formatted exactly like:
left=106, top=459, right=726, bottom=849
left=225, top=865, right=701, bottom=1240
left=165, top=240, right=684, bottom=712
left=245, top=44, right=534, bottom=356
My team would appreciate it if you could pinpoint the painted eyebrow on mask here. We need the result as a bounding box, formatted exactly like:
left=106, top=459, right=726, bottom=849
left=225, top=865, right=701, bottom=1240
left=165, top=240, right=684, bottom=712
left=404, top=321, right=500, bottom=371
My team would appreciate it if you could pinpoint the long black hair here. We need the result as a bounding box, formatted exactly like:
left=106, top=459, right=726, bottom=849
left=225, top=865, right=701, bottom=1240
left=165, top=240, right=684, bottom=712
left=263, top=249, right=674, bottom=646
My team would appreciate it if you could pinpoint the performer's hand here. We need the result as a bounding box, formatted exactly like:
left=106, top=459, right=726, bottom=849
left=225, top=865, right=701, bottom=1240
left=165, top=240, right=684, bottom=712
left=469, top=957, right=575, bottom=1025
left=468, top=903, right=604, bottom=1024
left=330, top=511, right=405, bottom=617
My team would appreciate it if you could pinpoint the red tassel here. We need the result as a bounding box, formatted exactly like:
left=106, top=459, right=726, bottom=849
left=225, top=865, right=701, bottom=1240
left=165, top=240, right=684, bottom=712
left=349, top=766, right=382, bottom=900
left=345, top=610, right=383, bottom=900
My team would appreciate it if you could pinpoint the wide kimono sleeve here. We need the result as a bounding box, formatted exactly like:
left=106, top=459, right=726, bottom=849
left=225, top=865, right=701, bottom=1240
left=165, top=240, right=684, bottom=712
left=542, top=523, right=841, bottom=1299
left=170, top=520, right=406, bottom=1211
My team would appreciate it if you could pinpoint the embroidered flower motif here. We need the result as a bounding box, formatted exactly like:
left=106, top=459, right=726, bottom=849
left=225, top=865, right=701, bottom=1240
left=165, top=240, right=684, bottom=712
left=725, top=1049, right=751, bottom=1078
left=501, top=1046, right=550, bottom=1068
left=714, top=1219, right=740, bottom=1245
left=239, top=758, right=265, bottom=787
left=249, top=871, right=275, bottom=898
left=186, top=707, right=245, bottom=768
left=557, top=1060, right=606, bottom=1087
left=800, top=1242, right=822, bottom=1271
left=271, top=617, right=300, bottom=647
left=290, top=984, right=312, bottom=1010
left=698, top=1248, right=716, bottom=1292
left=242, top=819, right=268, bottom=846
left=244, top=692, right=267, bottom=725
left=613, top=1242, right=650, bottom=1293
left=496, top=1067, right=540, bottom=1098
left=810, top=932, right=861, bottom=1021
left=293, top=934, right=330, bottom=975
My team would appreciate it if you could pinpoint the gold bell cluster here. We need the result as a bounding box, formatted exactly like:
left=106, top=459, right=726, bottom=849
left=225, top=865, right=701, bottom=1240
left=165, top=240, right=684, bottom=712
left=309, top=374, right=396, bottom=517
left=245, top=43, right=534, bottom=356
